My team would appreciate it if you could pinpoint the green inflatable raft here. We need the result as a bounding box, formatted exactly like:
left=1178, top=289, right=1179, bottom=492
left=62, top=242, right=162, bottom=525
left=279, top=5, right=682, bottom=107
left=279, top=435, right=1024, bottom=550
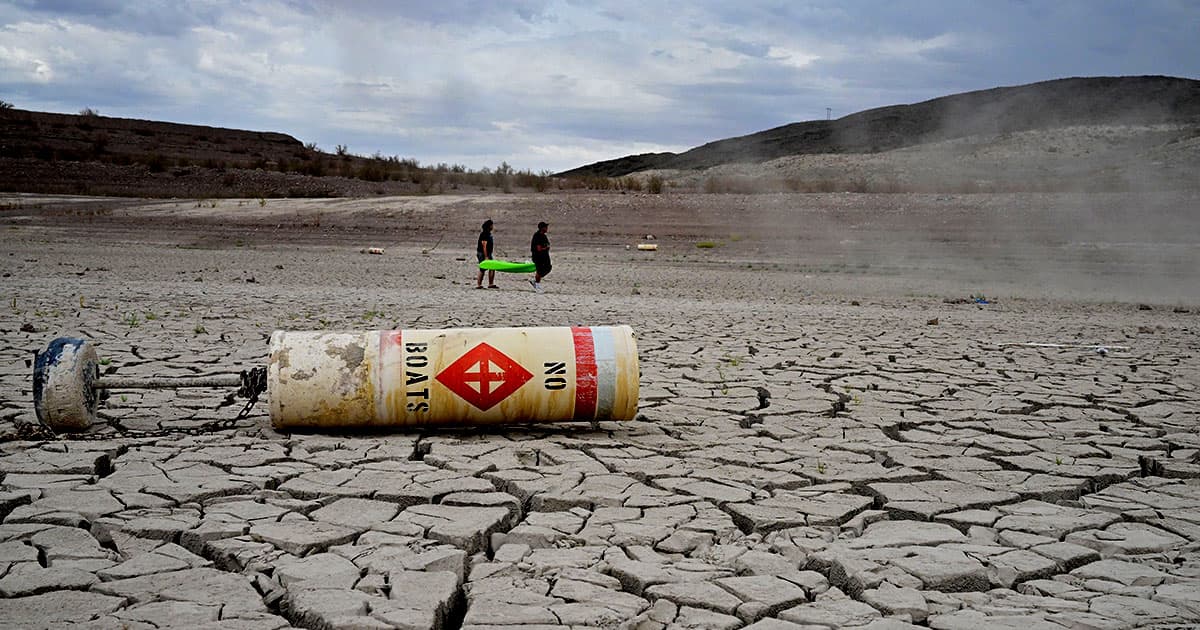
left=479, top=259, right=537, bottom=273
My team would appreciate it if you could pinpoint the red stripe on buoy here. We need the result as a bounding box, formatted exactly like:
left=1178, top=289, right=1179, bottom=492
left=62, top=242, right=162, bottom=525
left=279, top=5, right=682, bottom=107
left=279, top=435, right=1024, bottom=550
left=572, top=326, right=597, bottom=419
left=382, top=329, right=402, bottom=351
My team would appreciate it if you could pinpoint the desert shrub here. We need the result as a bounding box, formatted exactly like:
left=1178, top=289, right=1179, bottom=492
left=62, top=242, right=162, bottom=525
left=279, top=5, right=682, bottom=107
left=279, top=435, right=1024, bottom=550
left=647, top=175, right=664, bottom=194
left=586, top=176, right=613, bottom=190
left=356, top=163, right=387, bottom=182
left=335, top=144, right=349, bottom=157
left=695, top=241, right=720, bottom=249
left=559, top=177, right=587, bottom=190
left=304, top=142, right=319, bottom=152
left=620, top=176, right=643, bottom=192
left=493, top=162, right=514, bottom=192
left=418, top=175, right=439, bottom=194
left=79, top=107, right=99, bottom=117
left=514, top=169, right=552, bottom=192
left=302, top=158, right=327, bottom=177
left=0, top=100, right=13, bottom=109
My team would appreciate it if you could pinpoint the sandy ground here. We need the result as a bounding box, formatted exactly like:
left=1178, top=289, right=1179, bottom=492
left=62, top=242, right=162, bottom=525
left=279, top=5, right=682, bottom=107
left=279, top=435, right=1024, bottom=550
left=0, top=192, right=1198, bottom=628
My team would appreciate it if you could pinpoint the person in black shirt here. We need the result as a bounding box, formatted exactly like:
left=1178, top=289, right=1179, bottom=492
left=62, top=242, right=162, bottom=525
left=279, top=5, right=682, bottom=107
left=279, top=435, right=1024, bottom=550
left=528, top=221, right=551, bottom=293
left=476, top=219, right=498, bottom=289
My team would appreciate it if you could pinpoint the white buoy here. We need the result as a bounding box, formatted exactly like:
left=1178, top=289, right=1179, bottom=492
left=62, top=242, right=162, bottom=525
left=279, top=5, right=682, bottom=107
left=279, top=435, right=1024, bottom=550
left=33, top=338, right=99, bottom=431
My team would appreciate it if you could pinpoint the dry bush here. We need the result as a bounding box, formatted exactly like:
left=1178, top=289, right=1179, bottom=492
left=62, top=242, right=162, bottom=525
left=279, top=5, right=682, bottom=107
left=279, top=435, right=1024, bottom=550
left=647, top=175, right=664, bottom=194
left=619, top=176, right=643, bottom=192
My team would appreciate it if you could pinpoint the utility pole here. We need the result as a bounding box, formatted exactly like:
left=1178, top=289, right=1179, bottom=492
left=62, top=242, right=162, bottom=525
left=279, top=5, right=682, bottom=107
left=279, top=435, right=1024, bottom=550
left=826, top=107, right=832, bottom=120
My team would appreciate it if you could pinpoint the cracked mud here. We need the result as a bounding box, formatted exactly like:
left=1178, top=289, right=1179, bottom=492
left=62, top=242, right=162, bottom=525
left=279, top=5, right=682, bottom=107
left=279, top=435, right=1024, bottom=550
left=1, top=192, right=1199, bottom=630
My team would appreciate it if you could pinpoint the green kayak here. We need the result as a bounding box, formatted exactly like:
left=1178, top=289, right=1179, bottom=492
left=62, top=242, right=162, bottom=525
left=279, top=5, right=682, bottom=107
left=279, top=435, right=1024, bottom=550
left=479, top=259, right=537, bottom=273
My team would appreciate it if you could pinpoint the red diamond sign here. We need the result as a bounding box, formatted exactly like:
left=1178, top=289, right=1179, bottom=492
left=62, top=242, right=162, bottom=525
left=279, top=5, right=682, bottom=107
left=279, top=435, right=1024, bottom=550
left=435, top=343, right=533, bottom=411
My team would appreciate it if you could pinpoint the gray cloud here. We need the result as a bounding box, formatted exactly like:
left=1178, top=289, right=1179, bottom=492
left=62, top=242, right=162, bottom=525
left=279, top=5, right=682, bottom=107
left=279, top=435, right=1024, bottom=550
left=1, top=0, right=1197, bottom=172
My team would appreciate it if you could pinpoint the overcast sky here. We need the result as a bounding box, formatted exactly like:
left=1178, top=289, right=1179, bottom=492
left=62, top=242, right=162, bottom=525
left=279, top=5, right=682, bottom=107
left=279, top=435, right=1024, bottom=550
left=2, top=1, right=1197, bottom=173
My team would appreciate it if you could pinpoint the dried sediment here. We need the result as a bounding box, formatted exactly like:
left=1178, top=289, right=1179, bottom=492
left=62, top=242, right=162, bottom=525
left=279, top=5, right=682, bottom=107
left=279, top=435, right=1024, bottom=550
left=0, top=192, right=1197, bottom=629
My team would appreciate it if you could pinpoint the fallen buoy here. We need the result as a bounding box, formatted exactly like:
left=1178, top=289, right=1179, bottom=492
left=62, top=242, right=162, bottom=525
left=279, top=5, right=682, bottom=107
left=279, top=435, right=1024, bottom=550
left=269, top=326, right=640, bottom=429
left=32, top=326, right=640, bottom=433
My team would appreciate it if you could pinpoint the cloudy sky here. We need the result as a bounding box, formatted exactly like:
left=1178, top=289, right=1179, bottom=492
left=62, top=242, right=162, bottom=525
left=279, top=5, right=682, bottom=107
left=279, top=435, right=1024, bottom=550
left=2, top=1, right=1197, bottom=173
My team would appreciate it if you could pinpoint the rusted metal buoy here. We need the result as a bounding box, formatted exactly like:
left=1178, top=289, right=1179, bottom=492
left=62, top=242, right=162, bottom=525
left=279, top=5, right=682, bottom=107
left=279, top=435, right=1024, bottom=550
left=268, top=326, right=639, bottom=429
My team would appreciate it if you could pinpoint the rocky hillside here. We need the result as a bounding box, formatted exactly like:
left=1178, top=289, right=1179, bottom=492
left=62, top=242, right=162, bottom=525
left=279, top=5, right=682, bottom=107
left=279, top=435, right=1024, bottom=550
left=0, top=109, right=543, bottom=198
left=560, top=76, right=1200, bottom=186
left=0, top=109, right=307, bottom=167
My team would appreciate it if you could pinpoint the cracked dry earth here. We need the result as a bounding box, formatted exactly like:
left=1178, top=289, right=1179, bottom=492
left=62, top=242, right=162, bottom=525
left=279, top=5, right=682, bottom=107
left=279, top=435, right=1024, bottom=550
left=2, top=197, right=1200, bottom=630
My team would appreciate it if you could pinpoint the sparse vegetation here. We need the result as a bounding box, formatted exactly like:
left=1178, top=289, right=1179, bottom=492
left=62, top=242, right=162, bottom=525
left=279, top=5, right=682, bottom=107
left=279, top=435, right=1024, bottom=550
left=0, top=99, right=13, bottom=110
left=647, top=175, right=664, bottom=194
left=695, top=241, right=720, bottom=249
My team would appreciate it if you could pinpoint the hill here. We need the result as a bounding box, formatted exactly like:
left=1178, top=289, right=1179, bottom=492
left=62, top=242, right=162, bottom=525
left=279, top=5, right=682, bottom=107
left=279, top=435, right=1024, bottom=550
left=3, top=75, right=1197, bottom=196
left=559, top=76, right=1200, bottom=187
left=0, top=108, right=548, bottom=197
